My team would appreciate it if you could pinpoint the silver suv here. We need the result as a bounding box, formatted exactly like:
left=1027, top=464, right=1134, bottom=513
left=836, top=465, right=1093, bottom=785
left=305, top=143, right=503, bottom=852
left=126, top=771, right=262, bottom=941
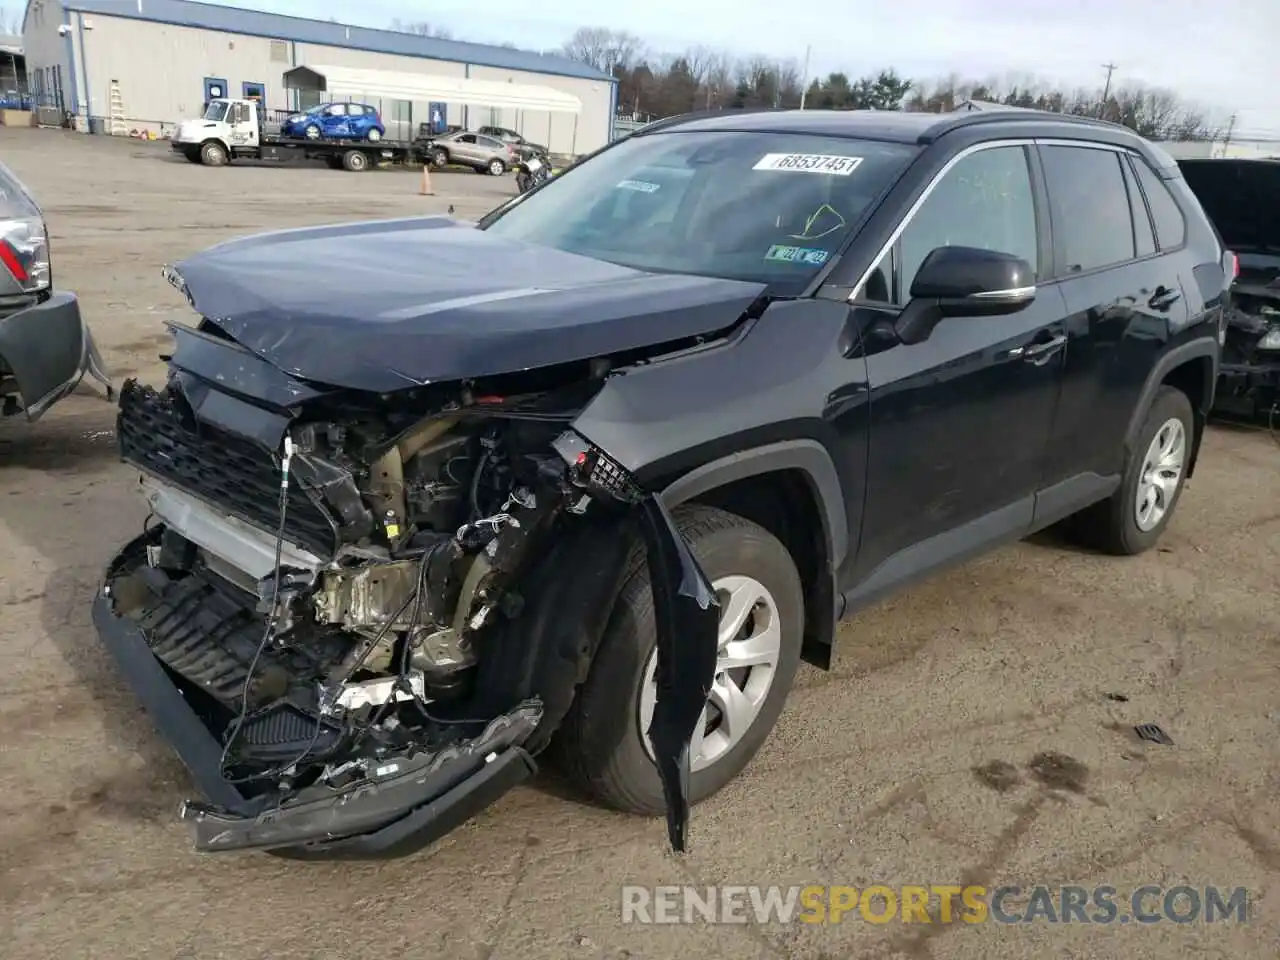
left=427, top=131, right=518, bottom=175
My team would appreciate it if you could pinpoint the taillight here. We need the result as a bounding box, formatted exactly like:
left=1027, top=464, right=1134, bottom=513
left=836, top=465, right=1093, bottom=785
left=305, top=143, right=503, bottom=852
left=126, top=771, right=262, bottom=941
left=1230, top=252, right=1239, bottom=279
left=0, top=217, right=49, bottom=292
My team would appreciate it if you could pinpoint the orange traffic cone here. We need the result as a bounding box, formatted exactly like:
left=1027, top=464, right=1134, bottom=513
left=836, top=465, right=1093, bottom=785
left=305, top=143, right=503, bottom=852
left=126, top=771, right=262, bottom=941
left=420, top=164, right=433, bottom=196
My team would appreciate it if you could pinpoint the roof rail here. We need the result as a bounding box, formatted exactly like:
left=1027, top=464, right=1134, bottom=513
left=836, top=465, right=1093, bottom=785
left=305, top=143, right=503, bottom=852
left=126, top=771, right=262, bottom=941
left=921, top=108, right=1136, bottom=143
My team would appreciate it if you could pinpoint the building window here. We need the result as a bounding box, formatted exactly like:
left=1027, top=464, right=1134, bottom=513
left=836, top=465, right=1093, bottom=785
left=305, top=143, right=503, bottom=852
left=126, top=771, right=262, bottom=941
left=269, top=40, right=289, bottom=63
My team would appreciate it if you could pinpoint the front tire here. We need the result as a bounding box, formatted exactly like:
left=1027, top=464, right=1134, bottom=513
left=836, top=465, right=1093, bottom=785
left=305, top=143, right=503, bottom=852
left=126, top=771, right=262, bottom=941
left=199, top=140, right=228, bottom=166
left=431, top=148, right=449, bottom=168
left=1068, top=385, right=1194, bottom=555
left=304, top=124, right=321, bottom=140
left=556, top=505, right=804, bottom=816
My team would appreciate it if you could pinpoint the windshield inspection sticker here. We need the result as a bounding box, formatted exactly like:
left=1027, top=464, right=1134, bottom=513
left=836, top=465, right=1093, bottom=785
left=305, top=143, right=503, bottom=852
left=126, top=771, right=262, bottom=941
left=617, top=179, right=661, bottom=193
left=765, top=244, right=829, bottom=266
left=753, top=153, right=863, bottom=175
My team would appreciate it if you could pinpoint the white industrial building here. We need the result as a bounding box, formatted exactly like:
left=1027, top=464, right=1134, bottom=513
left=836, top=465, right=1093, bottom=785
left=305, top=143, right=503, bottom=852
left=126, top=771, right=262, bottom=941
left=20, top=0, right=616, bottom=154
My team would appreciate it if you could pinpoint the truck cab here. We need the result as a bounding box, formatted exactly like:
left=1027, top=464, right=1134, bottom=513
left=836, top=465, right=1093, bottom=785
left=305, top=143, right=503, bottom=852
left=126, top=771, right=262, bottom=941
left=171, top=98, right=265, bottom=166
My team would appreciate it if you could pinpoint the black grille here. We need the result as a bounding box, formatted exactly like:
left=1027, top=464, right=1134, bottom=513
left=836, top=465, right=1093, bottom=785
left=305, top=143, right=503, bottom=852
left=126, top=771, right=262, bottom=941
left=117, top=381, right=337, bottom=556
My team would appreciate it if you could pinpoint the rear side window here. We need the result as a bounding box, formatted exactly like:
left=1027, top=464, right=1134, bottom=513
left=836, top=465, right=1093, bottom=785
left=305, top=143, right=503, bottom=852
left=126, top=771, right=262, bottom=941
left=1039, top=145, right=1135, bottom=274
left=1120, top=157, right=1156, bottom=258
left=1132, top=158, right=1186, bottom=249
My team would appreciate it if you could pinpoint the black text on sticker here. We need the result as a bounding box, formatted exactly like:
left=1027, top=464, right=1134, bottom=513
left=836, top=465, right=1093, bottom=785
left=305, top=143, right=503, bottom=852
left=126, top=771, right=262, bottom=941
left=753, top=154, right=863, bottom=175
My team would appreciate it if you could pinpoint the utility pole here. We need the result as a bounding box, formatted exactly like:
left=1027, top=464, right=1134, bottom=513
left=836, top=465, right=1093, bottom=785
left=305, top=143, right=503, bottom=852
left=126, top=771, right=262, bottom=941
left=799, top=45, right=812, bottom=110
left=1221, top=113, right=1237, bottom=156
left=1099, top=62, right=1117, bottom=117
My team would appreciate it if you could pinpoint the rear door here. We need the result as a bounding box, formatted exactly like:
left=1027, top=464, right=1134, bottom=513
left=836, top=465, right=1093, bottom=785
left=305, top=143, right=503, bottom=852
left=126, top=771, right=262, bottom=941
left=1034, top=142, right=1191, bottom=496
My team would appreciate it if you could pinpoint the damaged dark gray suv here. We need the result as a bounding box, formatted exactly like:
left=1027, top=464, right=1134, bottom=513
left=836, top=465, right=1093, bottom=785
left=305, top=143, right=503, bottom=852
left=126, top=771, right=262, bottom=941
left=93, top=108, right=1228, bottom=859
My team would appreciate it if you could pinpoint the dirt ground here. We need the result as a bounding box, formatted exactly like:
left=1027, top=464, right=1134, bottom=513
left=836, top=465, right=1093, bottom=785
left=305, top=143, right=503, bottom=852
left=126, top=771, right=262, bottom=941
left=0, top=127, right=1277, bottom=960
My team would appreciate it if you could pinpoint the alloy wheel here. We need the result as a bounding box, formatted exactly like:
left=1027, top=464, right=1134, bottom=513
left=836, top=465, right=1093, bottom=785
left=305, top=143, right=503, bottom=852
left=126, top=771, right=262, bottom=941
left=1135, top=417, right=1186, bottom=532
left=637, top=574, right=782, bottom=773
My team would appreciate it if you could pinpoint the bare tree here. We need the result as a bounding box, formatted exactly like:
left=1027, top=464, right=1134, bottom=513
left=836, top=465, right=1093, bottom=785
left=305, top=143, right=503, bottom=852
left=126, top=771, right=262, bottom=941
left=562, top=27, right=645, bottom=74
left=389, top=19, right=453, bottom=39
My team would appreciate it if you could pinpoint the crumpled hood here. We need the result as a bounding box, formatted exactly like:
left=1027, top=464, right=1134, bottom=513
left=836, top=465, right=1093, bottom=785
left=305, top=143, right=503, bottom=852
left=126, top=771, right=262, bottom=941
left=168, top=216, right=767, bottom=392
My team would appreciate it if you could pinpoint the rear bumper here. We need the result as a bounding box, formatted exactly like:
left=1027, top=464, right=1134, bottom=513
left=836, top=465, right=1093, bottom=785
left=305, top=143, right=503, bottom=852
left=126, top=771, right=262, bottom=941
left=0, top=290, right=112, bottom=420
left=92, top=533, right=541, bottom=859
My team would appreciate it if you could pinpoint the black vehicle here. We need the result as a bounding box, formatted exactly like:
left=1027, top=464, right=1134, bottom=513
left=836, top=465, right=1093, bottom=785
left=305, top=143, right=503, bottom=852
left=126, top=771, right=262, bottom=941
left=1177, top=158, right=1280, bottom=420
left=94, top=108, right=1225, bottom=860
left=0, top=160, right=112, bottom=421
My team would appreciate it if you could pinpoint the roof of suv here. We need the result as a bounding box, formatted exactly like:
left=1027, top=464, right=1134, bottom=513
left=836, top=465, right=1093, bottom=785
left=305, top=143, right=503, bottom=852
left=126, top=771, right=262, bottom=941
left=634, top=108, right=1171, bottom=167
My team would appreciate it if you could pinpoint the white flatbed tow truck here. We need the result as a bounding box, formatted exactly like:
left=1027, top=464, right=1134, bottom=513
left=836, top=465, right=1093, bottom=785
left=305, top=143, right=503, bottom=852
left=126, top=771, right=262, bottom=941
left=170, top=98, right=423, bottom=171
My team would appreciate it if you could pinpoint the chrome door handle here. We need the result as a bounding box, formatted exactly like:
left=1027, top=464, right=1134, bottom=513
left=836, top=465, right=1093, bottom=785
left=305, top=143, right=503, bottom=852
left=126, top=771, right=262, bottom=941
left=1018, top=334, right=1068, bottom=361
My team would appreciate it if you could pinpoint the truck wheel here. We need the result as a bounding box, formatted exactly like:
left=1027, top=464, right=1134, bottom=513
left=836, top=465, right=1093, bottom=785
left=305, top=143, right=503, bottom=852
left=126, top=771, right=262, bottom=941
left=341, top=149, right=368, bottom=172
left=431, top=148, right=449, bottom=168
left=199, top=141, right=228, bottom=166
left=1067, top=385, right=1194, bottom=555
left=555, top=505, right=804, bottom=816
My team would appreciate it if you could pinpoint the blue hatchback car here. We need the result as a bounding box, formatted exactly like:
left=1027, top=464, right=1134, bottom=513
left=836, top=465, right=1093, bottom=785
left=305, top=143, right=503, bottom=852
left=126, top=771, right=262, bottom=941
left=282, top=102, right=386, bottom=142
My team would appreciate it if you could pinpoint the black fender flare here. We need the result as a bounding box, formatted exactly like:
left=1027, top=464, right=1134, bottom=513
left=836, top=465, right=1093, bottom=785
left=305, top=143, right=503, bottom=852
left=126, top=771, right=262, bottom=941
left=1125, top=336, right=1219, bottom=474
left=657, top=438, right=850, bottom=572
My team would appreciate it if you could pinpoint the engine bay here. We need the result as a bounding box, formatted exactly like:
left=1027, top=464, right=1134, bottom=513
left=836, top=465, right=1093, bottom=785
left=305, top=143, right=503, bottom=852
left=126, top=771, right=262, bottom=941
left=108, top=374, right=645, bottom=804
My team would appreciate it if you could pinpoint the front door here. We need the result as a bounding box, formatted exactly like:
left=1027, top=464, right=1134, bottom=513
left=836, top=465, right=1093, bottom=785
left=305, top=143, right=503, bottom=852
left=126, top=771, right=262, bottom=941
left=844, top=142, right=1067, bottom=597
left=203, top=77, right=227, bottom=103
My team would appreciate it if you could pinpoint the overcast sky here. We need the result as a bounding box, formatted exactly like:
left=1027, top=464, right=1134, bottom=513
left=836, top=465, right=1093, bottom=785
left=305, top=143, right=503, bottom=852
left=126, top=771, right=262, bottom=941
left=206, top=0, right=1279, bottom=137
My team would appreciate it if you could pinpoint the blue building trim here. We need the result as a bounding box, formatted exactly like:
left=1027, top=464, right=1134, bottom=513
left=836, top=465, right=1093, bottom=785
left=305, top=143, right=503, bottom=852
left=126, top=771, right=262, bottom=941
left=62, top=0, right=613, bottom=83
left=75, top=12, right=92, bottom=121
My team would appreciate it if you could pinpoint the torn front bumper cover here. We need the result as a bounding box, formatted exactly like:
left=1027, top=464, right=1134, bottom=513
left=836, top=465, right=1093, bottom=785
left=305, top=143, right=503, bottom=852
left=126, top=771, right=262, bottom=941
left=91, top=494, right=720, bottom=859
left=0, top=290, right=113, bottom=420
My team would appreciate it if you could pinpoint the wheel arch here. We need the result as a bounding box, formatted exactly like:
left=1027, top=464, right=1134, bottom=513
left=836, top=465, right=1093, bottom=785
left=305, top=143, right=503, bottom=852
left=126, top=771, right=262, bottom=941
left=1126, top=337, right=1218, bottom=479
left=660, top=440, right=847, bottom=669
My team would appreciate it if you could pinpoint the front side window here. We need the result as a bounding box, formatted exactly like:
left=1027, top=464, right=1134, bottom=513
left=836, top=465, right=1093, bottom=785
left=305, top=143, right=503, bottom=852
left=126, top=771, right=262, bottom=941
left=1040, top=145, right=1136, bottom=274
left=872, top=145, right=1038, bottom=305
left=325, top=104, right=346, bottom=117
left=203, top=101, right=228, bottom=122
left=482, top=131, right=918, bottom=294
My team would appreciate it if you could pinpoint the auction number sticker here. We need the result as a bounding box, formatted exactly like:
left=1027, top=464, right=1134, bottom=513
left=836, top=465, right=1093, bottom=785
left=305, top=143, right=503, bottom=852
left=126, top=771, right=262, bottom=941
left=753, top=153, right=863, bottom=175
left=617, top=179, right=661, bottom=192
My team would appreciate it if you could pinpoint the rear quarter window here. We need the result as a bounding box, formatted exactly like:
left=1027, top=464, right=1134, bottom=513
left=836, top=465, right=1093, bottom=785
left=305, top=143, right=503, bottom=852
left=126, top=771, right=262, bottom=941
left=1132, top=158, right=1186, bottom=249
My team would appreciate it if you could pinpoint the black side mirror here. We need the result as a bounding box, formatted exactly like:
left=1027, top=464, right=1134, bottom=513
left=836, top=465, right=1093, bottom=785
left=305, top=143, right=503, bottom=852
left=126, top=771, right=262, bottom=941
left=896, top=245, right=1037, bottom=345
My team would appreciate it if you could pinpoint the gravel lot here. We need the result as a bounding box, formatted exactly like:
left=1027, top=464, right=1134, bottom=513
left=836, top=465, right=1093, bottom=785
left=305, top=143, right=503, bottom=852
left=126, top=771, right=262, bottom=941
left=1, top=127, right=1277, bottom=960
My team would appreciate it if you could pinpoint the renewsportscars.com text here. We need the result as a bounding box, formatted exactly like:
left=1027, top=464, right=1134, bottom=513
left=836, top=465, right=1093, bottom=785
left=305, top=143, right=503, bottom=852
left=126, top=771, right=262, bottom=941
left=621, top=884, right=1251, bottom=925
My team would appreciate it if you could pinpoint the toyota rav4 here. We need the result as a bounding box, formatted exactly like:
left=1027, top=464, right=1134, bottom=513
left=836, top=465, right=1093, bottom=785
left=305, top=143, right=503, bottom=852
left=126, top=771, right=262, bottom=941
left=93, top=108, right=1227, bottom=859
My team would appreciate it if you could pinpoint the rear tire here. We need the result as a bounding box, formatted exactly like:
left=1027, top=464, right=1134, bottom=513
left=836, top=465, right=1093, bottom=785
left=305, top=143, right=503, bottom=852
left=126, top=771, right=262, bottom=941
left=488, top=158, right=506, bottom=176
left=341, top=149, right=368, bottom=172
left=555, top=505, right=804, bottom=816
left=367, top=128, right=382, bottom=142
left=1066, top=385, right=1194, bottom=555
